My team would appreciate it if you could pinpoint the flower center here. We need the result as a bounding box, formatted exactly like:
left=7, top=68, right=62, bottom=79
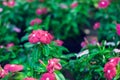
left=46, top=78, right=50, bottom=80
left=107, top=70, right=111, bottom=73
left=45, top=34, right=48, bottom=36
left=110, top=59, right=114, bottom=62
left=11, top=65, right=15, bottom=67
left=101, top=1, right=105, bottom=5
left=33, top=34, right=36, bottom=37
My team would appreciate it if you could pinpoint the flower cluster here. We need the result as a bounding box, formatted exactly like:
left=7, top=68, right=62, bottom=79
left=30, top=18, right=42, bottom=26
left=46, top=58, right=62, bottom=73
left=54, top=40, right=64, bottom=46
left=93, top=22, right=100, bottom=30
left=6, top=43, right=14, bottom=48
left=104, top=57, right=120, bottom=80
left=116, top=24, right=120, bottom=36
left=29, top=30, right=54, bottom=44
left=0, top=66, right=8, bottom=78
left=40, top=58, right=62, bottom=80
left=81, top=37, right=98, bottom=48
left=36, top=8, right=48, bottom=15
left=3, top=0, right=15, bottom=7
left=70, top=1, right=78, bottom=8
left=98, top=0, right=110, bottom=8
left=0, top=64, right=23, bottom=78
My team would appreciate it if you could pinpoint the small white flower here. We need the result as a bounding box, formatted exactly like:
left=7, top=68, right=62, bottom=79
left=76, top=50, right=89, bottom=58
left=105, top=42, right=115, bottom=46
left=0, top=8, right=3, bottom=12
left=113, top=49, right=120, bottom=53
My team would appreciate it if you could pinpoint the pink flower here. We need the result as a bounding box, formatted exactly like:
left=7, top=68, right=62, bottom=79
left=93, top=22, right=100, bottom=30
left=36, top=8, right=42, bottom=15
left=98, top=0, right=110, bottom=8
left=81, top=41, right=87, bottom=48
left=28, top=30, right=40, bottom=44
left=0, top=67, right=8, bottom=78
left=47, top=58, right=62, bottom=73
left=41, top=8, right=47, bottom=14
left=29, top=30, right=53, bottom=44
left=36, top=8, right=47, bottom=15
left=3, top=0, right=16, bottom=7
left=13, top=27, right=21, bottom=33
left=7, top=0, right=15, bottom=7
left=90, top=38, right=98, bottom=45
left=54, top=40, right=64, bottom=46
left=24, top=77, right=36, bottom=80
left=37, top=30, right=54, bottom=44
left=3, top=1, right=8, bottom=6
left=109, top=57, right=120, bottom=66
left=4, top=64, right=23, bottom=72
left=40, top=73, right=55, bottom=80
left=104, top=62, right=116, bottom=80
left=30, top=18, right=42, bottom=26
left=6, top=43, right=14, bottom=48
left=71, top=2, right=78, bottom=8
left=116, top=24, right=120, bottom=36
left=0, top=45, right=4, bottom=48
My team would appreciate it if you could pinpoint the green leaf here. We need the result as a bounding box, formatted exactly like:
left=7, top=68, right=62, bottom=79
left=24, top=42, right=34, bottom=48
left=54, top=71, right=66, bottom=80
left=21, top=34, right=29, bottom=42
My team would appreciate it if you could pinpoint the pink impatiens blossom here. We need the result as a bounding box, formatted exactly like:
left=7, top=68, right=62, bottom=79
left=116, top=24, right=120, bottom=36
left=13, top=27, right=21, bottom=33
left=30, top=18, right=42, bottom=26
left=40, top=72, right=56, bottom=80
left=3, top=1, right=8, bottom=6
left=70, top=1, right=78, bottom=8
left=36, top=8, right=47, bottom=15
left=98, top=0, right=110, bottom=8
left=93, top=22, right=100, bottom=30
left=4, top=64, right=23, bottom=72
left=104, top=62, right=116, bottom=80
left=81, top=41, right=87, bottom=48
left=90, top=37, right=98, bottom=45
left=3, top=0, right=15, bottom=7
left=109, top=57, right=120, bottom=66
left=47, top=58, right=62, bottom=73
left=28, top=30, right=54, bottom=44
left=54, top=40, right=64, bottom=46
left=24, top=77, right=36, bottom=80
left=36, top=8, right=42, bottom=15
left=6, top=43, right=14, bottom=48
left=0, top=66, right=8, bottom=78
left=7, top=0, right=15, bottom=7
left=81, top=37, right=89, bottom=48
left=39, top=31, right=54, bottom=44
left=28, top=31, right=40, bottom=44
